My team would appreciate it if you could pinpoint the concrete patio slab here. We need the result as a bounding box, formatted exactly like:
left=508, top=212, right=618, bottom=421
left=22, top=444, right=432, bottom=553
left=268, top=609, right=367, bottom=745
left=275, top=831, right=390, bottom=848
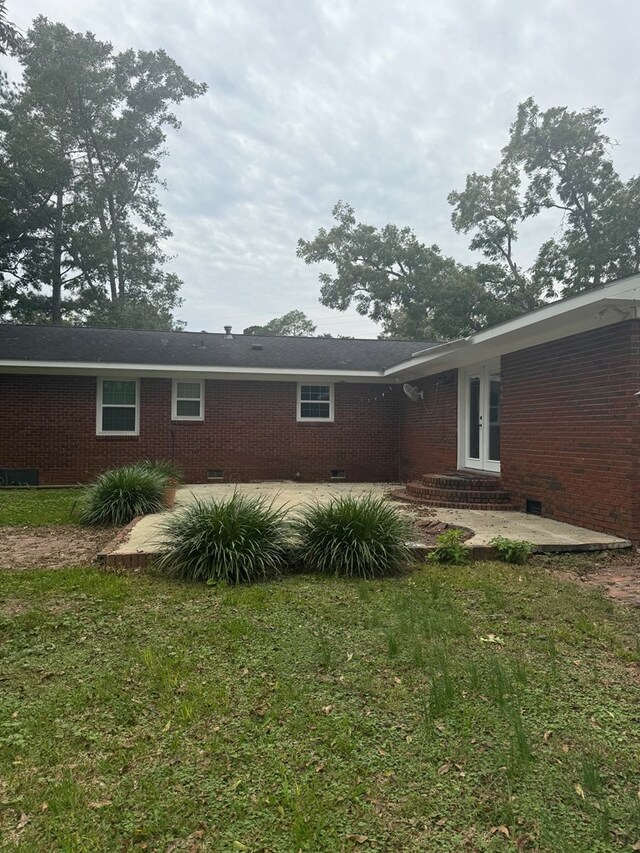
left=99, top=482, right=632, bottom=567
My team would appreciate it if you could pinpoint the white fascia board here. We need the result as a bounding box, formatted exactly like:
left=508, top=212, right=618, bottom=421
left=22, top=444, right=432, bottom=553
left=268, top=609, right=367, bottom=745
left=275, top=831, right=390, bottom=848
left=0, top=360, right=387, bottom=383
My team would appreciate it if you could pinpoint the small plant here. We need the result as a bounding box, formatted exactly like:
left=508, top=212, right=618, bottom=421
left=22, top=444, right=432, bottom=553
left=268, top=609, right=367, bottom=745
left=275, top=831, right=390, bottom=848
left=156, top=493, right=290, bottom=584
left=77, top=465, right=168, bottom=526
left=136, top=459, right=183, bottom=485
left=429, top=529, right=469, bottom=565
left=291, top=494, right=412, bottom=579
left=490, top=536, right=533, bottom=564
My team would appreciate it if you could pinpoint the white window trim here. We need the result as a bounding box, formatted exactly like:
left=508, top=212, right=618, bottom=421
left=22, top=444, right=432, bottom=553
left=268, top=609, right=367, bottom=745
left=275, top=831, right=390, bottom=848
left=172, top=379, right=205, bottom=421
left=297, top=382, right=334, bottom=422
left=96, top=377, right=139, bottom=436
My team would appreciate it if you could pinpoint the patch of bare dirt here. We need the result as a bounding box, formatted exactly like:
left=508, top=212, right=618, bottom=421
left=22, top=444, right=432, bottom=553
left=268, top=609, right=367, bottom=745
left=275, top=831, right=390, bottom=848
left=0, top=525, right=117, bottom=570
left=541, top=550, right=640, bottom=607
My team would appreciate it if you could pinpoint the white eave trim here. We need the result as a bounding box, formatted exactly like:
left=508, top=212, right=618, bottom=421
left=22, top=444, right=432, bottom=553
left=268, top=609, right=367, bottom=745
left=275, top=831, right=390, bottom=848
left=0, top=360, right=386, bottom=381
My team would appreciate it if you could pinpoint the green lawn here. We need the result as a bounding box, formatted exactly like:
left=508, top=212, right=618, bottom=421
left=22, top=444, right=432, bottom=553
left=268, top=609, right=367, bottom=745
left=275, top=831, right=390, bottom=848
left=0, top=562, right=639, bottom=852
left=0, top=489, right=83, bottom=526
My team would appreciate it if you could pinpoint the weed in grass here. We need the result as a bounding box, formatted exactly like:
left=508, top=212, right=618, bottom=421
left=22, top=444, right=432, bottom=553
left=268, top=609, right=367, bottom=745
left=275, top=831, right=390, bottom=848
left=580, top=751, right=605, bottom=794
left=292, top=494, right=412, bottom=579
left=429, top=529, right=469, bottom=565
left=490, top=536, right=533, bottom=564
left=481, top=582, right=507, bottom=611
left=315, top=633, right=334, bottom=669
left=485, top=658, right=512, bottom=710
left=386, top=630, right=400, bottom=658
left=426, top=647, right=457, bottom=721
left=508, top=708, right=533, bottom=775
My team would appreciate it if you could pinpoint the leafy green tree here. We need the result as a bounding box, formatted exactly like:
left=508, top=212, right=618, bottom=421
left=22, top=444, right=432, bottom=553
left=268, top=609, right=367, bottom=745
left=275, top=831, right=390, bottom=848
left=0, top=16, right=206, bottom=327
left=244, top=310, right=317, bottom=336
left=451, top=98, right=640, bottom=300
left=0, top=1, right=21, bottom=55
left=300, top=100, right=640, bottom=339
left=297, top=201, right=517, bottom=340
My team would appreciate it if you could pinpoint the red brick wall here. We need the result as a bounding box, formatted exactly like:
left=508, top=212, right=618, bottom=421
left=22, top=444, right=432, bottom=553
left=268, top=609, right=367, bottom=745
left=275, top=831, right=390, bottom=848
left=398, top=370, right=458, bottom=482
left=0, top=376, right=400, bottom=484
left=501, top=320, right=640, bottom=540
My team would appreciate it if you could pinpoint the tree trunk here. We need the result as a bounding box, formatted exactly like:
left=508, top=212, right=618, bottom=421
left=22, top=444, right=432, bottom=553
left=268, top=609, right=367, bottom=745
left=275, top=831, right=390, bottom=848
left=106, top=190, right=126, bottom=299
left=51, top=184, right=64, bottom=325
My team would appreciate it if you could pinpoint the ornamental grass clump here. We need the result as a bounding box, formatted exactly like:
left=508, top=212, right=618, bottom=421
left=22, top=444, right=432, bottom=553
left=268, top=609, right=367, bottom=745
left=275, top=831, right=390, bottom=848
left=136, top=459, right=183, bottom=485
left=156, top=493, right=290, bottom=584
left=292, top=494, right=412, bottom=579
left=78, top=465, right=168, bottom=526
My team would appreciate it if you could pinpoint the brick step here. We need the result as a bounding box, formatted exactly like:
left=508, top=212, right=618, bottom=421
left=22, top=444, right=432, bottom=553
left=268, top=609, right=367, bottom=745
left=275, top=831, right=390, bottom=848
left=421, top=473, right=502, bottom=491
left=407, top=483, right=512, bottom=504
left=390, top=490, right=514, bottom=511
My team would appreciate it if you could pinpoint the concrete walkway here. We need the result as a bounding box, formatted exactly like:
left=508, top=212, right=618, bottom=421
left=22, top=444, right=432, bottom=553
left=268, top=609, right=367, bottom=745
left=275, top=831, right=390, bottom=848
left=102, top=482, right=632, bottom=563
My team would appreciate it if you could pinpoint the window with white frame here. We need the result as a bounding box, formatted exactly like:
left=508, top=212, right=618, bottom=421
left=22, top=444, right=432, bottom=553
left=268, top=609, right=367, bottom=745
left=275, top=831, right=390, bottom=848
left=297, top=383, right=334, bottom=421
left=172, top=380, right=204, bottom=421
left=97, top=378, right=139, bottom=435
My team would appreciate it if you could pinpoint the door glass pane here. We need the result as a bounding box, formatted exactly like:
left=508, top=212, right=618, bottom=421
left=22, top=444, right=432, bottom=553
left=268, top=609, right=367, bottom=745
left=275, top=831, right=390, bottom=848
left=488, top=376, right=501, bottom=461
left=468, top=377, right=480, bottom=459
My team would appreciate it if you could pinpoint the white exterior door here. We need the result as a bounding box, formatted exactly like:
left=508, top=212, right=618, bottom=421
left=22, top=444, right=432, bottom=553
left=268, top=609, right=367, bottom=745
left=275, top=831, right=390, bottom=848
left=459, top=363, right=501, bottom=473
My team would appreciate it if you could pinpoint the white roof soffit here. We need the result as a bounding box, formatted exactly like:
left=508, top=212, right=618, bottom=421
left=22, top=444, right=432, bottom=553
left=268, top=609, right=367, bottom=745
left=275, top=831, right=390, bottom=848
left=385, top=276, right=640, bottom=380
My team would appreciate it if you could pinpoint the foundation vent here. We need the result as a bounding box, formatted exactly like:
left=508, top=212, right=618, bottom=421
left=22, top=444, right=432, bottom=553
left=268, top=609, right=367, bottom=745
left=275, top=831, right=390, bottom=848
left=207, top=469, right=224, bottom=480
left=0, top=469, right=39, bottom=486
left=330, top=469, right=346, bottom=480
left=526, top=499, right=542, bottom=516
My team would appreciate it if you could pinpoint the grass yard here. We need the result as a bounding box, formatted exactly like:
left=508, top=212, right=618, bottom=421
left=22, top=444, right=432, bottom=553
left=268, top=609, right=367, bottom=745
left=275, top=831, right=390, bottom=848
left=1, top=563, right=639, bottom=851
left=0, top=489, right=83, bottom=526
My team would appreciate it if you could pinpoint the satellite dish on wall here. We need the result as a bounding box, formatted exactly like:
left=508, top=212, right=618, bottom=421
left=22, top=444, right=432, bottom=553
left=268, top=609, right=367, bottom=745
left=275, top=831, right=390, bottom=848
left=403, top=383, right=424, bottom=402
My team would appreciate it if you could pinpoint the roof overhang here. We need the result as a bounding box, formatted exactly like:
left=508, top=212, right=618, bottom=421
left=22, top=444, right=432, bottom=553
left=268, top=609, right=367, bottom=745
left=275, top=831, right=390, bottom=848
left=384, top=276, right=640, bottom=380
left=1, top=276, right=639, bottom=382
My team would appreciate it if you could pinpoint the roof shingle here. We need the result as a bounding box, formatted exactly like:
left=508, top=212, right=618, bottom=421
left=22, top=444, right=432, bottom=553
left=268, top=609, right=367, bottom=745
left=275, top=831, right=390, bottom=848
left=0, top=325, right=438, bottom=372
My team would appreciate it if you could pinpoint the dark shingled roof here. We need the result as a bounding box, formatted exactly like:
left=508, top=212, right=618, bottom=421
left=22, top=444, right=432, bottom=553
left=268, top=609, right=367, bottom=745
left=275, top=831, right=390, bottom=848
left=0, top=325, right=438, bottom=372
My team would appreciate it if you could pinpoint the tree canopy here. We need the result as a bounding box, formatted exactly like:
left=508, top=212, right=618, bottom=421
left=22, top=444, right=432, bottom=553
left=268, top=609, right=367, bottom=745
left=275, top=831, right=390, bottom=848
left=243, top=310, right=317, bottom=337
left=0, top=16, right=206, bottom=328
left=298, top=98, right=640, bottom=340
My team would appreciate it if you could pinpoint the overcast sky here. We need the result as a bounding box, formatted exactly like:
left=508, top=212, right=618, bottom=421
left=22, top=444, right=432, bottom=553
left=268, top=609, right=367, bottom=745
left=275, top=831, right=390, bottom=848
left=9, top=0, right=640, bottom=336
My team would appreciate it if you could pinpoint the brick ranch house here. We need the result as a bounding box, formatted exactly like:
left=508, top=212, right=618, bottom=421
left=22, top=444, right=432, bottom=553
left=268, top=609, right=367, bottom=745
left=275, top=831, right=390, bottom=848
left=1, top=274, right=640, bottom=541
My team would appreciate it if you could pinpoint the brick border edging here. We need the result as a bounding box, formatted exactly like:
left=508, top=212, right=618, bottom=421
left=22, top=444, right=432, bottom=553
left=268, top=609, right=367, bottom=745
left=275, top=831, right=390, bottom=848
left=96, top=516, right=150, bottom=568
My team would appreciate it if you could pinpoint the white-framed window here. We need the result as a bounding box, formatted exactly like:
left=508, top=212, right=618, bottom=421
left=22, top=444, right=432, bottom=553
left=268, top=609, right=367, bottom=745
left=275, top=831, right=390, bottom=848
left=172, top=379, right=204, bottom=421
left=96, top=378, right=139, bottom=435
left=297, top=383, right=334, bottom=421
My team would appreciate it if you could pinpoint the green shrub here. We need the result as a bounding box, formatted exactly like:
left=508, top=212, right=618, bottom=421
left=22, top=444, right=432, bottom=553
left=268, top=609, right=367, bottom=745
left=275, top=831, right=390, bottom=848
left=78, top=465, right=168, bottom=526
left=136, top=459, right=183, bottom=484
left=490, top=536, right=533, bottom=564
left=156, top=493, right=290, bottom=584
left=429, top=529, right=469, bottom=565
left=292, top=494, right=412, bottom=579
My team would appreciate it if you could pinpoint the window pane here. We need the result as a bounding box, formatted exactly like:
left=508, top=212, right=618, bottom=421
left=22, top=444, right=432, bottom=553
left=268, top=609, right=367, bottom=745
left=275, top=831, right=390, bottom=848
left=176, top=399, right=201, bottom=418
left=102, top=406, right=136, bottom=432
left=103, top=380, right=136, bottom=406
left=300, top=402, right=330, bottom=419
left=300, top=385, right=330, bottom=402
left=176, top=382, right=201, bottom=400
